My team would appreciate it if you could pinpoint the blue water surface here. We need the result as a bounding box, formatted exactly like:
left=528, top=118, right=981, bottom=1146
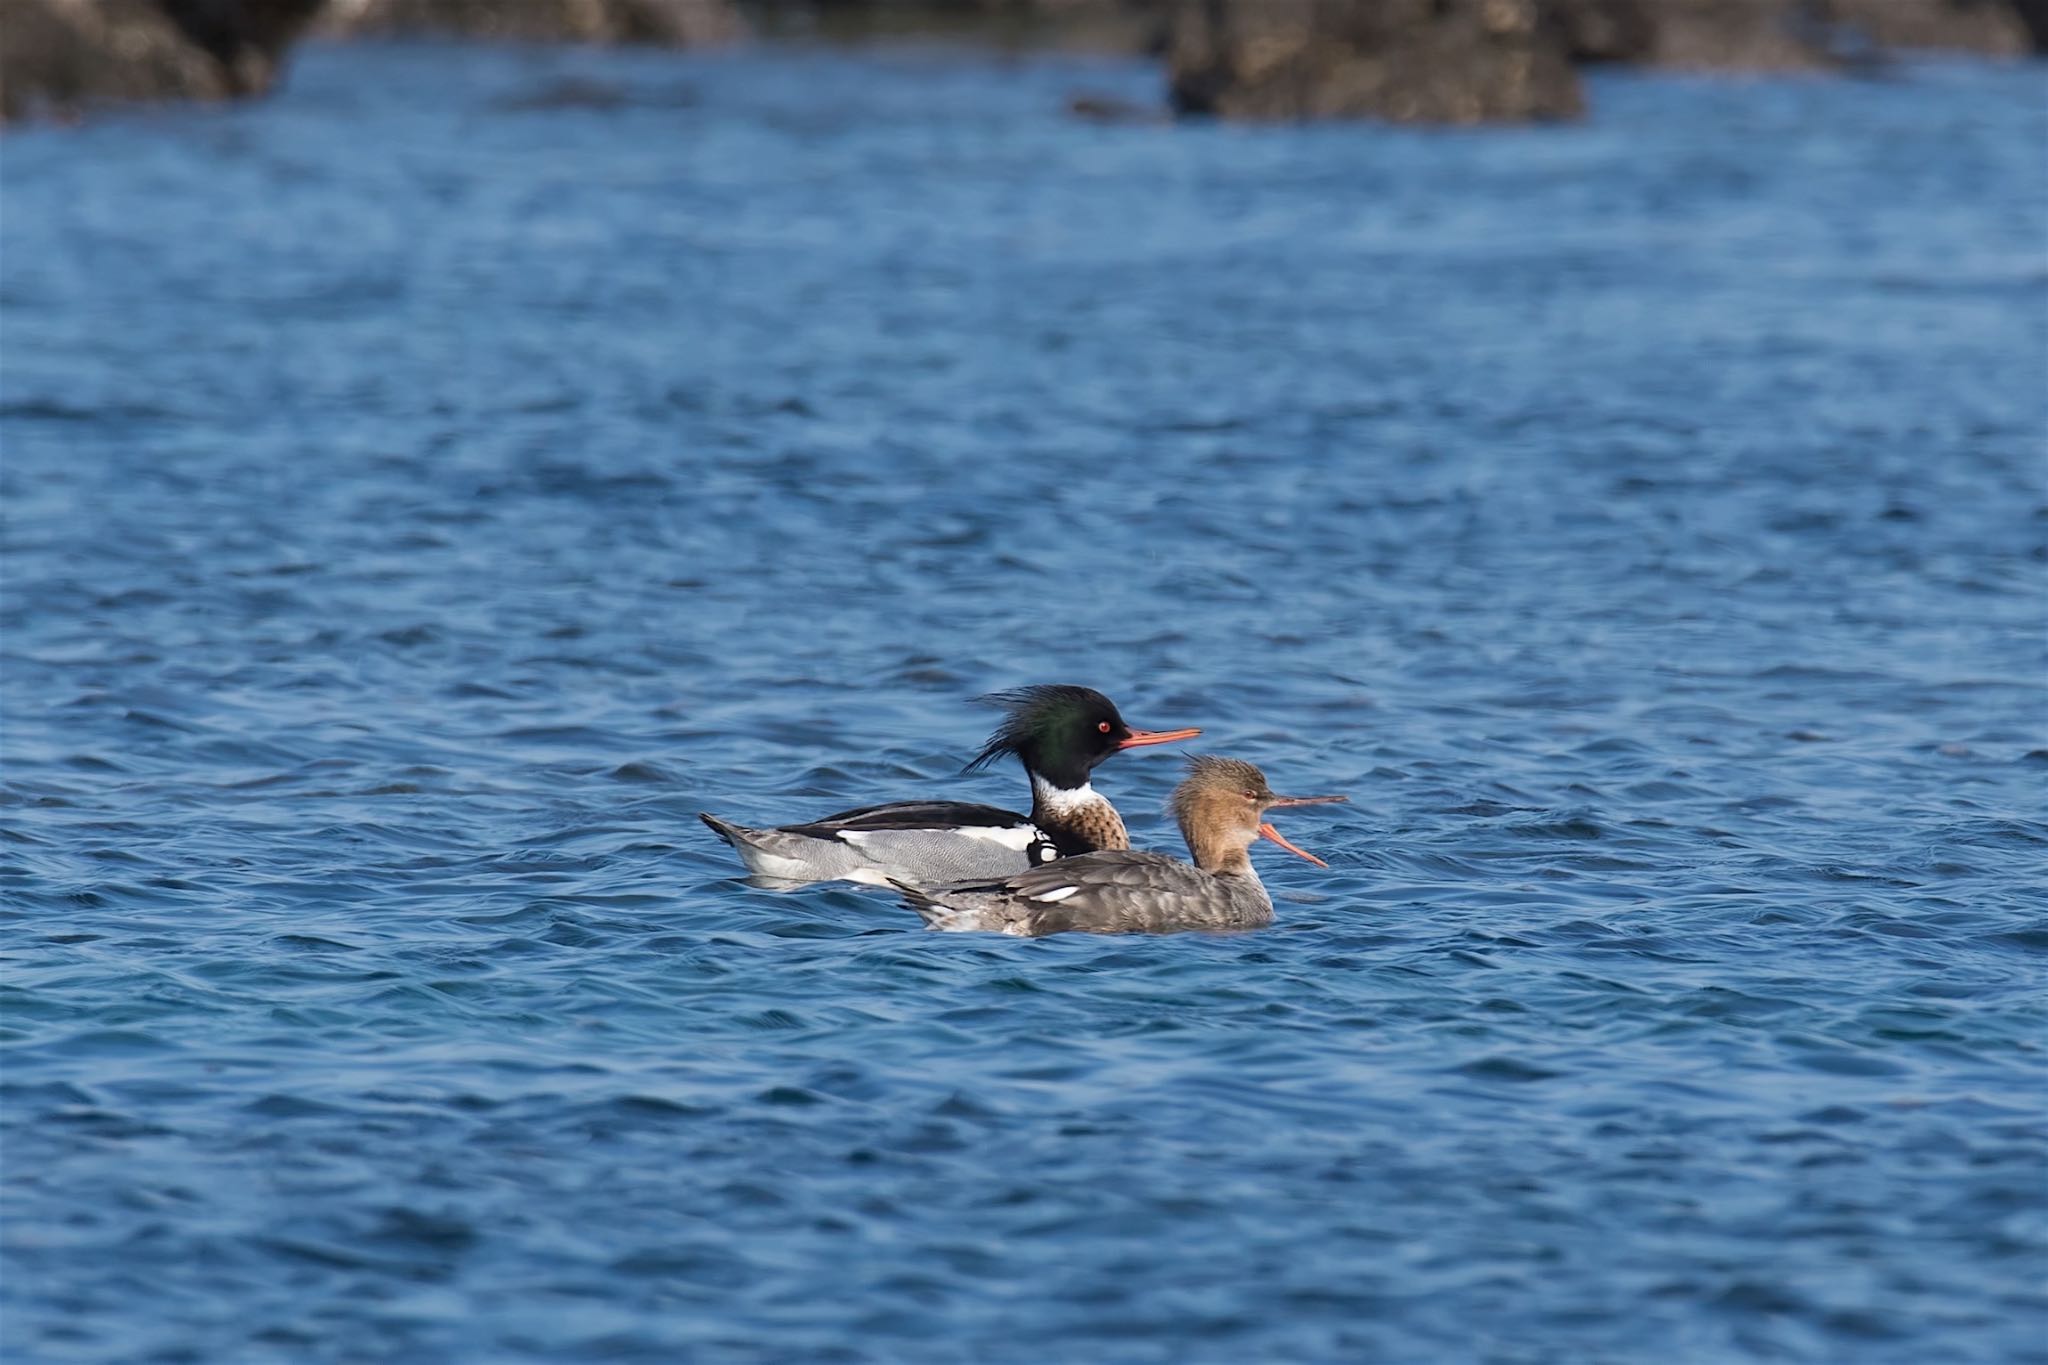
left=3, top=40, right=2045, bottom=1364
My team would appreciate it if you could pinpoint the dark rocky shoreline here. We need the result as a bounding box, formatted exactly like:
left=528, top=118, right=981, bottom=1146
left=4, top=0, right=2042, bottom=125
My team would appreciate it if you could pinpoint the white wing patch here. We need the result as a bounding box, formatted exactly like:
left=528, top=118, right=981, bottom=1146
left=1031, top=885, right=1080, bottom=903
left=959, top=825, right=1044, bottom=851
left=837, top=824, right=1040, bottom=853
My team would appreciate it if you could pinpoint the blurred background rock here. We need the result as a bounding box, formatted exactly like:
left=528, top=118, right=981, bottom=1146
left=2, top=0, right=323, bottom=120
left=745, top=0, right=1169, bottom=49
left=317, top=0, right=743, bottom=43
left=2, top=0, right=2042, bottom=124
left=1167, top=0, right=1583, bottom=122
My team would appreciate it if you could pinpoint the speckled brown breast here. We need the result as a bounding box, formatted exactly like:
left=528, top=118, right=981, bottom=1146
left=1036, top=796, right=1128, bottom=855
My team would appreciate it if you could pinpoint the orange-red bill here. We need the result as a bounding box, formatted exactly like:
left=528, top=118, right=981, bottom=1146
left=1259, top=822, right=1327, bottom=868
left=1115, top=726, right=1202, bottom=750
left=1265, top=793, right=1348, bottom=809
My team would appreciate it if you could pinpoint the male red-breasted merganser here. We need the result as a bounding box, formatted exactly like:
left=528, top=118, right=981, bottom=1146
left=698, top=685, right=1199, bottom=886
left=894, top=755, right=1344, bottom=935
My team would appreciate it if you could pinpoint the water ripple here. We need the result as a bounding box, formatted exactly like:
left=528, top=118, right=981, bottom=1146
left=1, top=42, right=2043, bottom=1365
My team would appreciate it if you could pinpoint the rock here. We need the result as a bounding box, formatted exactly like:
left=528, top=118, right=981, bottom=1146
left=321, top=0, right=745, bottom=44
left=2012, top=0, right=2048, bottom=48
left=0, top=0, right=322, bottom=123
left=743, top=0, right=1168, bottom=52
left=1622, top=0, right=1835, bottom=69
left=764, top=0, right=2045, bottom=61
left=1554, top=0, right=2042, bottom=71
left=1167, top=0, right=1584, bottom=124
left=160, top=0, right=329, bottom=86
left=1, top=0, right=221, bottom=122
left=1550, top=0, right=1659, bottom=62
left=1826, top=0, right=2036, bottom=56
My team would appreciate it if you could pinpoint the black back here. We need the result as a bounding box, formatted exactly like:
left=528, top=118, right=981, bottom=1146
left=785, top=800, right=1025, bottom=838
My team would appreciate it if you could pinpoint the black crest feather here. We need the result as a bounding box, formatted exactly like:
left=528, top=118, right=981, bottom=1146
left=963, top=684, right=1114, bottom=773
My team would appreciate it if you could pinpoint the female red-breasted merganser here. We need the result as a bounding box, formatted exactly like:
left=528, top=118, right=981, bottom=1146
left=698, top=685, right=1199, bottom=886
left=894, top=756, right=1344, bottom=935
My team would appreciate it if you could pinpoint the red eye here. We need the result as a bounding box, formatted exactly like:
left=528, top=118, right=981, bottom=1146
left=1243, top=790, right=1258, bottom=800
left=1098, top=721, right=1112, bottom=733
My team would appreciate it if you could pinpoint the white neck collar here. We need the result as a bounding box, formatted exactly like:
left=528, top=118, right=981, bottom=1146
left=1030, top=773, right=1101, bottom=815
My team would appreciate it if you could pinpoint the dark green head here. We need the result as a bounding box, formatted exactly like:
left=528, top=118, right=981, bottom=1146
left=964, top=685, right=1198, bottom=791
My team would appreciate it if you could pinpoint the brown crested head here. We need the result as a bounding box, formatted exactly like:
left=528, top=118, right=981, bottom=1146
left=1171, top=755, right=1346, bottom=871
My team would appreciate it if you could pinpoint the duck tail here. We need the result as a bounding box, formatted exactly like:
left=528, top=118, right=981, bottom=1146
left=889, top=877, right=976, bottom=931
left=698, top=811, right=833, bottom=880
left=698, top=812, right=748, bottom=847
